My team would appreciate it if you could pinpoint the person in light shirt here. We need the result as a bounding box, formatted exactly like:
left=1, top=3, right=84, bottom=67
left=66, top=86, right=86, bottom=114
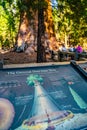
left=59, top=44, right=68, bottom=61
left=69, top=45, right=75, bottom=52
left=59, top=44, right=67, bottom=52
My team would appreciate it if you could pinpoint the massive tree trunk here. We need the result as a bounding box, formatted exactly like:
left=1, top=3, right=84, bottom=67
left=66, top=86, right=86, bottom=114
left=17, top=0, right=38, bottom=47
left=16, top=0, right=56, bottom=62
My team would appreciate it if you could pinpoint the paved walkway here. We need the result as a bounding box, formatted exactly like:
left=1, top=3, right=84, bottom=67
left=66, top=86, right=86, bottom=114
left=3, top=60, right=87, bottom=69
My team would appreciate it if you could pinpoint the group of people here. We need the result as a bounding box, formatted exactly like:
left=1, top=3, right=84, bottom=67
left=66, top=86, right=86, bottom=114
left=58, top=44, right=83, bottom=61
left=59, top=44, right=83, bottom=53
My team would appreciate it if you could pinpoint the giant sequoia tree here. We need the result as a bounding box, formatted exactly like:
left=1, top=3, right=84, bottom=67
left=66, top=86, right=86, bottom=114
left=15, top=0, right=55, bottom=62
left=0, top=0, right=55, bottom=62
left=0, top=0, right=87, bottom=53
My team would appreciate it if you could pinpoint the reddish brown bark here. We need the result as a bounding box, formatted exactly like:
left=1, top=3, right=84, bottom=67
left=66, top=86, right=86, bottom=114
left=16, top=0, right=57, bottom=62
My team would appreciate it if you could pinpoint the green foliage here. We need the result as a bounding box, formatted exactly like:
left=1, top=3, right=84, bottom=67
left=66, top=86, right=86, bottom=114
left=0, top=0, right=20, bottom=49
left=3, top=38, right=10, bottom=47
left=53, top=0, right=87, bottom=46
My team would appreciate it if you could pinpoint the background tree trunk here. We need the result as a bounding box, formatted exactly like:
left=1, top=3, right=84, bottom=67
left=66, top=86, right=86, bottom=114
left=37, top=1, right=46, bottom=63
left=37, top=0, right=56, bottom=62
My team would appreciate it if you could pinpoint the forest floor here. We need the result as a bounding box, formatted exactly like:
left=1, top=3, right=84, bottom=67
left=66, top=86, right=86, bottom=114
left=0, top=49, right=52, bottom=65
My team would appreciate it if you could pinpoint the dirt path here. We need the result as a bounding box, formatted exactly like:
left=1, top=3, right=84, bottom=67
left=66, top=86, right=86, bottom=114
left=0, top=51, right=37, bottom=64
left=0, top=51, right=52, bottom=65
